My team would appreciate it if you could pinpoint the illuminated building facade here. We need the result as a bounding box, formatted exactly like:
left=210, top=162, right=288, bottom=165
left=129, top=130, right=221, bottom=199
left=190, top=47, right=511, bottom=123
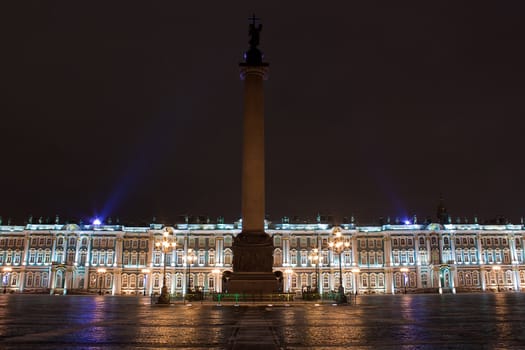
left=1, top=219, right=524, bottom=295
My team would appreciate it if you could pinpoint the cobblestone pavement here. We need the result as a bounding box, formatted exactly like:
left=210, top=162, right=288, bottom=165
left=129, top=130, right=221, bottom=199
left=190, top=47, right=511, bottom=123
left=0, top=293, right=524, bottom=349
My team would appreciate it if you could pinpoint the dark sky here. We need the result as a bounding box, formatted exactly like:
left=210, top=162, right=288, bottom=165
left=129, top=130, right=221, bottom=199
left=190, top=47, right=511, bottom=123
left=1, top=1, right=524, bottom=225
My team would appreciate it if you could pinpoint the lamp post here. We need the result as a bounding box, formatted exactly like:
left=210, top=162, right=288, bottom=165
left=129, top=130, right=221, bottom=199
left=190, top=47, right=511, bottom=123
left=328, top=226, right=350, bottom=303
left=97, top=268, right=106, bottom=295
left=492, top=265, right=501, bottom=292
left=156, top=227, right=177, bottom=304
left=3, top=267, right=12, bottom=294
left=400, top=267, right=409, bottom=294
left=141, top=268, right=150, bottom=296
left=186, top=248, right=195, bottom=294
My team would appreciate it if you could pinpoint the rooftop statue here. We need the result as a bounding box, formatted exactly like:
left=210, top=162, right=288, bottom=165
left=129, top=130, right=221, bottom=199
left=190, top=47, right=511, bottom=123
left=243, top=14, right=265, bottom=66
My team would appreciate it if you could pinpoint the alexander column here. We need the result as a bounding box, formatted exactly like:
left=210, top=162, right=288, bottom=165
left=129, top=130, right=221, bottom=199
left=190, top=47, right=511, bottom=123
left=229, top=16, right=276, bottom=293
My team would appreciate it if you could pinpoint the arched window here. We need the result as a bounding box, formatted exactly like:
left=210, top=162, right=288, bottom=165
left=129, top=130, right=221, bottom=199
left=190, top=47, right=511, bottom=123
left=409, top=272, right=416, bottom=287
left=322, top=273, right=330, bottom=290
left=130, top=274, right=136, bottom=288
left=465, top=272, right=472, bottom=286
left=361, top=273, right=369, bottom=288
left=224, top=249, right=232, bottom=265
left=35, top=273, right=42, bottom=287
left=361, top=251, right=368, bottom=265
left=370, top=273, right=377, bottom=288
left=505, top=270, right=513, bottom=285
left=122, top=274, right=129, bottom=288
left=378, top=273, right=385, bottom=288
left=80, top=250, right=87, bottom=265
left=26, top=272, right=34, bottom=287
left=458, top=271, right=464, bottom=286
left=55, top=270, right=63, bottom=288
left=472, top=271, right=480, bottom=285
left=104, top=274, right=112, bottom=289
left=290, top=250, right=297, bottom=265
left=42, top=272, right=49, bottom=288
left=394, top=272, right=402, bottom=287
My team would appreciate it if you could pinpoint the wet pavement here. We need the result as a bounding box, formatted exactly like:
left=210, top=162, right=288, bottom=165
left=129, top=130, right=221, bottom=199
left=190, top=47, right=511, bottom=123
left=0, top=293, right=524, bottom=349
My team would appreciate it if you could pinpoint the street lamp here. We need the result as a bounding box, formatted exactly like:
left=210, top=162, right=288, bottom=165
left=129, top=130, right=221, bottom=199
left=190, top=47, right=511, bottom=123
left=141, top=268, right=150, bottom=296
left=492, top=265, right=501, bottom=292
left=156, top=227, right=177, bottom=304
left=328, top=226, right=350, bottom=303
left=186, top=248, right=196, bottom=294
left=3, top=267, right=12, bottom=294
left=97, top=268, right=106, bottom=295
left=400, top=267, right=409, bottom=294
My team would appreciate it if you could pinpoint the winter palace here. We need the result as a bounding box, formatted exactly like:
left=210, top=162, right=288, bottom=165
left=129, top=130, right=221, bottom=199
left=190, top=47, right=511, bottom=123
left=1, top=216, right=525, bottom=296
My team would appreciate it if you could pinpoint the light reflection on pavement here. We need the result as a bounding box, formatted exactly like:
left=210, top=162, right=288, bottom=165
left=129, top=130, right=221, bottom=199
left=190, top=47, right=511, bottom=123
left=0, top=293, right=524, bottom=349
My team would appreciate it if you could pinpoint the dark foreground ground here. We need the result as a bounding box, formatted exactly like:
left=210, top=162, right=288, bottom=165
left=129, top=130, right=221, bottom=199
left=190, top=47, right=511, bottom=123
left=0, top=293, right=524, bottom=349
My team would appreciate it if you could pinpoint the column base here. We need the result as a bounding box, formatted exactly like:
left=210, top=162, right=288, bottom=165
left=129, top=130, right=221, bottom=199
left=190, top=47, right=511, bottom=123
left=227, top=272, right=279, bottom=294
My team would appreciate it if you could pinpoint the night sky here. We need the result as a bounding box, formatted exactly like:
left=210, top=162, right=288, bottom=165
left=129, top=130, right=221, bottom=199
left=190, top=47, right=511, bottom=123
left=1, top=1, right=524, bottom=225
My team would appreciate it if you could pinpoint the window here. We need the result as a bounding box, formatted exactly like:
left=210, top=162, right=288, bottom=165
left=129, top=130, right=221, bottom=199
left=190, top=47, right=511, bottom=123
left=361, top=251, right=368, bottom=265
left=290, top=250, right=298, bottom=265
left=80, top=251, right=87, bottom=265
left=361, top=274, right=368, bottom=287
left=322, top=274, right=329, bottom=290
left=122, top=274, right=129, bottom=288
left=139, top=252, right=146, bottom=266
left=44, top=250, right=51, bottom=264
left=140, top=239, right=146, bottom=249
left=153, top=251, right=160, bottom=265
left=273, top=250, right=282, bottom=266
left=29, top=249, right=36, bottom=264
left=132, top=240, right=138, bottom=249
left=198, top=251, right=205, bottom=265
left=393, top=251, right=399, bottom=265
left=123, top=252, right=130, bottom=265
left=370, top=274, right=377, bottom=288
left=470, top=250, right=477, bottom=263
left=37, top=250, right=43, bottom=264
left=67, top=250, right=75, bottom=264
left=107, top=251, right=114, bottom=265
left=224, top=251, right=232, bottom=265
left=300, top=251, right=307, bottom=266
left=378, top=273, right=385, bottom=288
left=369, top=251, right=375, bottom=265
left=69, top=237, right=76, bottom=246
left=131, top=252, right=138, bottom=266
left=208, top=250, right=215, bottom=265
left=92, top=251, right=99, bottom=265
left=419, top=237, right=425, bottom=246
left=377, top=252, right=383, bottom=265
left=456, top=250, right=462, bottom=263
